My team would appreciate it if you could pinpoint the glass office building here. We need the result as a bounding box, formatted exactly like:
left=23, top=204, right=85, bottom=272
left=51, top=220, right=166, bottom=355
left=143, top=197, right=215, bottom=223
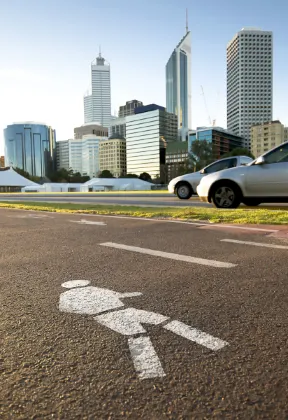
left=189, top=126, right=244, bottom=159
left=166, top=31, right=191, bottom=138
left=126, top=105, right=178, bottom=181
left=4, top=122, right=56, bottom=177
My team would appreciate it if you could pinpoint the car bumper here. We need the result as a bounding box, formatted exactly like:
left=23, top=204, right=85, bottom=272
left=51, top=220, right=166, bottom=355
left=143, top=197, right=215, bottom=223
left=168, top=184, right=176, bottom=194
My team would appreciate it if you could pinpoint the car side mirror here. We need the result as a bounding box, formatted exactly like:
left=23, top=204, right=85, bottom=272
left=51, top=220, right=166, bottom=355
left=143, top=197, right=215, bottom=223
left=255, top=156, right=266, bottom=165
left=200, top=169, right=206, bottom=174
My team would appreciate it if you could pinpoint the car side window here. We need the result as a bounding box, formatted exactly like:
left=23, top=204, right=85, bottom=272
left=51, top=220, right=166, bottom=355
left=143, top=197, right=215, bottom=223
left=264, top=143, right=288, bottom=164
left=205, top=158, right=237, bottom=174
left=240, top=157, right=252, bottom=165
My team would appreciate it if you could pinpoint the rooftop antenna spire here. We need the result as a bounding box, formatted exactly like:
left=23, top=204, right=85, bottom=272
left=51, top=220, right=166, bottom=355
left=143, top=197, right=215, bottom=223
left=99, top=45, right=102, bottom=57
left=186, top=8, right=189, bottom=33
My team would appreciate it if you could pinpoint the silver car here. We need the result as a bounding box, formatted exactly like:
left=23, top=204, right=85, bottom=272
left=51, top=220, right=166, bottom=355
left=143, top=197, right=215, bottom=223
left=168, top=156, right=253, bottom=199
left=197, top=141, right=288, bottom=208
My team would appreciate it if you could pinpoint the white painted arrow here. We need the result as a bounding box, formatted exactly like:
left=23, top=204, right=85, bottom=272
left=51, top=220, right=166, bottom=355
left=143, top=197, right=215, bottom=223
left=70, top=219, right=106, bottom=226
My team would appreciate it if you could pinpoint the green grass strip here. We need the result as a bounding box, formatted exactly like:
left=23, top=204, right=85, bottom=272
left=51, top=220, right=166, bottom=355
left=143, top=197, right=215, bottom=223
left=0, top=201, right=288, bottom=225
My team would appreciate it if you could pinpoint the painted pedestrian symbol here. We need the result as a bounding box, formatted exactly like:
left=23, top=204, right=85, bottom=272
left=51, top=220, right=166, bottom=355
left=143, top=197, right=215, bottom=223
left=59, top=280, right=228, bottom=380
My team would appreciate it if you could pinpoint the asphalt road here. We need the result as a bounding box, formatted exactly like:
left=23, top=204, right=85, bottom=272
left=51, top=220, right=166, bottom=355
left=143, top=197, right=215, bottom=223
left=0, top=193, right=209, bottom=207
left=1, top=209, right=287, bottom=419
left=0, top=193, right=288, bottom=208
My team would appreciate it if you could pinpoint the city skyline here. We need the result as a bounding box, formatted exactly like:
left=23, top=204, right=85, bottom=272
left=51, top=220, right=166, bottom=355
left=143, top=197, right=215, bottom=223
left=1, top=0, right=288, bottom=155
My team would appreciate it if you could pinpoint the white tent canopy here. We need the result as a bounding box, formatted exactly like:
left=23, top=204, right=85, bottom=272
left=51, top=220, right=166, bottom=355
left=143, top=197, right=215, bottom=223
left=81, top=178, right=153, bottom=192
left=0, top=168, right=38, bottom=187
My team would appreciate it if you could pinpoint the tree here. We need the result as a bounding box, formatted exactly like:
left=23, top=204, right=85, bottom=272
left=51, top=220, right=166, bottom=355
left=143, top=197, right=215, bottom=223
left=139, top=172, right=152, bottom=182
left=221, top=148, right=255, bottom=159
left=189, top=140, right=214, bottom=172
left=14, top=167, right=41, bottom=183
left=119, top=174, right=138, bottom=178
left=99, top=170, right=114, bottom=178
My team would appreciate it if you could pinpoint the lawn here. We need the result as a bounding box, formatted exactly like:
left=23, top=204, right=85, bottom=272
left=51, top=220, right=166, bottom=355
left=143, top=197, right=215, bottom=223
left=0, top=201, right=288, bottom=225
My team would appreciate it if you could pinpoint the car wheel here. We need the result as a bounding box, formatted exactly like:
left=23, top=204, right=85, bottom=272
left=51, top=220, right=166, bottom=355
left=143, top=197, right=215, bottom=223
left=211, top=182, right=241, bottom=209
left=242, top=198, right=261, bottom=207
left=176, top=182, right=193, bottom=200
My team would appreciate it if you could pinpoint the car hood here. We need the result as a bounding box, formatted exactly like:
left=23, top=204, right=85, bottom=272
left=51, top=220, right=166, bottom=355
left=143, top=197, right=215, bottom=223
left=169, top=172, right=201, bottom=185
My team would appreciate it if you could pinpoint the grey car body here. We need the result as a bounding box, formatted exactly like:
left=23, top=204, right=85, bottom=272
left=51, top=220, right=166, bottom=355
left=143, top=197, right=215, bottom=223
left=168, top=155, right=253, bottom=199
left=197, top=141, right=288, bottom=208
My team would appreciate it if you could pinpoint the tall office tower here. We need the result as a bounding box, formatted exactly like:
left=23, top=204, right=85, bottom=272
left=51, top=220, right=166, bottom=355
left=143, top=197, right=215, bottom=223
left=227, top=28, right=273, bottom=149
left=84, top=52, right=111, bottom=128
left=118, top=100, right=143, bottom=117
left=166, top=24, right=191, bottom=140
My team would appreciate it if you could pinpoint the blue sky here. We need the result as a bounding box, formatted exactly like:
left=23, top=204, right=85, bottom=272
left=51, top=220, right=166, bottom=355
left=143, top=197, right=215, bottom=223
left=0, top=0, right=287, bottom=154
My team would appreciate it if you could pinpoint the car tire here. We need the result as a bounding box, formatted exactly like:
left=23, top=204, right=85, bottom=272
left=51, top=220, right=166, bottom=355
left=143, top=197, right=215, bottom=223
left=242, top=198, right=261, bottom=207
left=211, top=182, right=241, bottom=209
left=176, top=182, right=193, bottom=200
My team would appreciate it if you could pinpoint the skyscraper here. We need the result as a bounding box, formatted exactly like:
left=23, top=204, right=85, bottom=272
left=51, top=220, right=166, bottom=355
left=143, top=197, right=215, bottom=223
left=227, top=28, right=273, bottom=149
left=84, top=52, right=111, bottom=128
left=166, top=26, right=191, bottom=139
left=4, top=122, right=56, bottom=177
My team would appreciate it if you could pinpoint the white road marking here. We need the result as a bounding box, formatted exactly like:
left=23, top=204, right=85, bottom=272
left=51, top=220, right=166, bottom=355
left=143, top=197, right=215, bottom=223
left=59, top=282, right=142, bottom=315
left=204, top=224, right=278, bottom=233
left=221, top=238, right=288, bottom=250
left=8, top=214, right=52, bottom=219
left=95, top=308, right=169, bottom=335
left=70, top=219, right=106, bottom=225
left=128, top=336, right=166, bottom=379
left=100, top=242, right=237, bottom=268
left=4, top=208, right=279, bottom=233
left=62, top=280, right=91, bottom=288
left=164, top=321, right=228, bottom=351
left=59, top=281, right=228, bottom=380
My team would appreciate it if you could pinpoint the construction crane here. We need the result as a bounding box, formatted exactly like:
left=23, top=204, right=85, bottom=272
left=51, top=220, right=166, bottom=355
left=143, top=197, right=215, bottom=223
left=200, top=86, right=212, bottom=126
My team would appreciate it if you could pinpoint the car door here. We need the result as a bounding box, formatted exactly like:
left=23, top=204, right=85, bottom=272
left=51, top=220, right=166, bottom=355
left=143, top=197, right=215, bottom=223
left=244, top=143, right=288, bottom=197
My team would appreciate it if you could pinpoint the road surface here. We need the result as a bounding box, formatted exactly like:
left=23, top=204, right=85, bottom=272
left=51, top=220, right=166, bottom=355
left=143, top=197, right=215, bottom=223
left=1, top=209, right=287, bottom=419
left=0, top=193, right=288, bottom=208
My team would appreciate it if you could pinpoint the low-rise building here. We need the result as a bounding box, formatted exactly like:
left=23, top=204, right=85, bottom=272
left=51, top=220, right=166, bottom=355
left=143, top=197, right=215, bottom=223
left=56, top=134, right=108, bottom=178
left=251, top=120, right=288, bottom=157
left=189, top=126, right=244, bottom=158
left=99, top=135, right=126, bottom=178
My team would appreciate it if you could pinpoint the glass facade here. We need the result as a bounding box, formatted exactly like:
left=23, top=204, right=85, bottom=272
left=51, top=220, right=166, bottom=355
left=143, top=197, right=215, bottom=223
left=166, top=52, right=177, bottom=117
left=126, top=110, right=178, bottom=181
left=4, top=123, right=56, bottom=177
left=189, top=127, right=243, bottom=159
left=166, top=32, right=191, bottom=133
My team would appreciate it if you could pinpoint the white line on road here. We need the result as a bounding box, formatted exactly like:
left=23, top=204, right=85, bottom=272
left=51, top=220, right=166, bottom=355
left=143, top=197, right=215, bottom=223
left=164, top=320, right=228, bottom=351
left=221, top=238, right=288, bottom=250
left=100, top=242, right=237, bottom=268
left=70, top=219, right=106, bottom=226
left=202, top=224, right=278, bottom=233
left=128, top=336, right=166, bottom=379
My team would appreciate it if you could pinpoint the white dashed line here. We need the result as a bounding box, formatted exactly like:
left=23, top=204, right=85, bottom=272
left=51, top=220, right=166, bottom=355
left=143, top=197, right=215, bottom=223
left=221, top=239, right=288, bottom=250
left=100, top=242, right=237, bottom=268
left=70, top=219, right=106, bottom=226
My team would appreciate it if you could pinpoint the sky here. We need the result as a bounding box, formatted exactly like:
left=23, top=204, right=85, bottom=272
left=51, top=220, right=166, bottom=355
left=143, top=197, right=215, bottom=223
left=0, top=0, right=287, bottom=155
